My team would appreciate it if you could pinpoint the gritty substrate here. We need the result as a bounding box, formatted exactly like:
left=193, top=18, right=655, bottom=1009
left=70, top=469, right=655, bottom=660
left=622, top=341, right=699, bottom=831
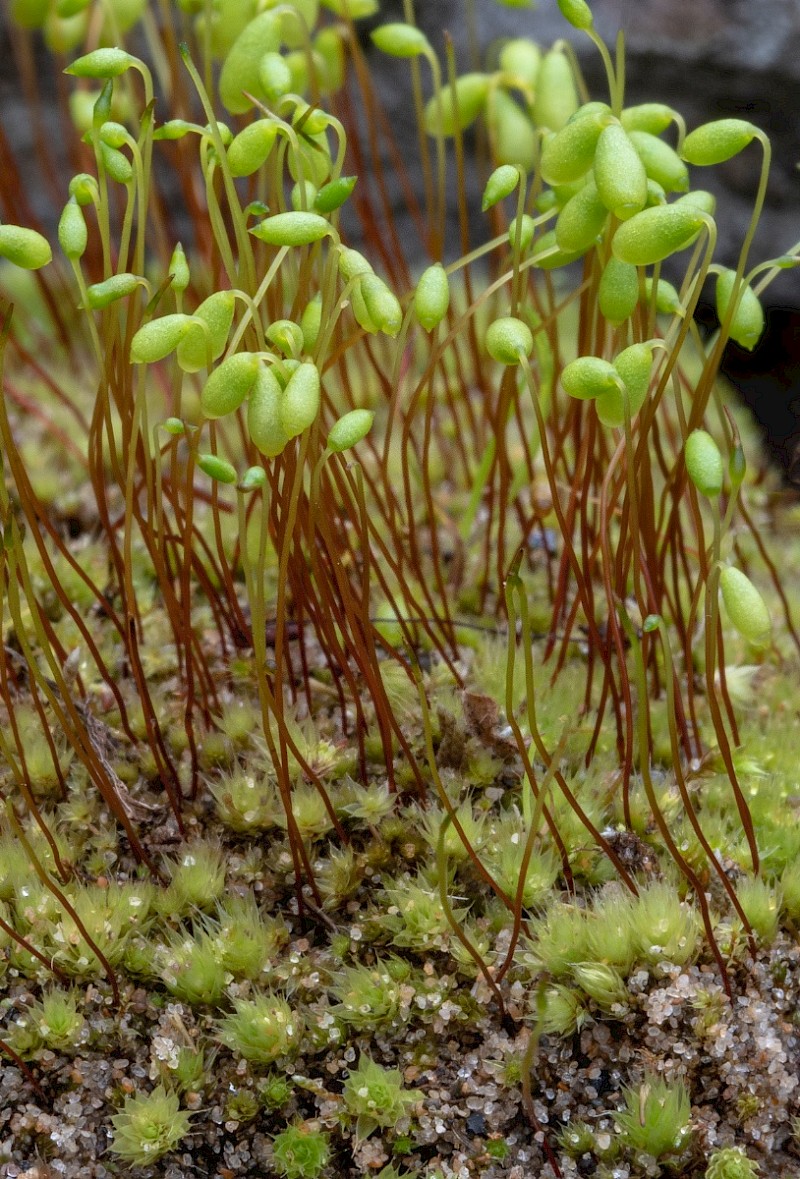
left=2, top=929, right=800, bottom=1179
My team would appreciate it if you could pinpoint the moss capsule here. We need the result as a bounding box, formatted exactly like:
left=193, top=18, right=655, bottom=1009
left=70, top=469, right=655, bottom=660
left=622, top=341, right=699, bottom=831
left=594, top=123, right=648, bottom=220
left=176, top=291, right=236, bottom=373
left=358, top=273, right=403, bottom=337
left=612, top=203, right=708, bottom=266
left=218, top=12, right=281, bottom=114
left=715, top=269, right=765, bottom=351
left=0, top=225, right=52, bottom=270
left=247, top=365, right=289, bottom=458
left=532, top=48, right=579, bottom=132
left=57, top=198, right=87, bottom=261
left=250, top=212, right=331, bottom=248
left=198, top=454, right=238, bottom=484
left=555, top=178, right=608, bottom=254
left=627, top=130, right=689, bottom=194
left=719, top=566, right=771, bottom=648
left=200, top=352, right=260, bottom=419
left=598, top=258, right=639, bottom=326
left=130, top=314, right=194, bottom=365
left=540, top=106, right=610, bottom=187
left=227, top=120, right=278, bottom=177
left=487, top=88, right=537, bottom=172
left=65, top=47, right=137, bottom=78
left=486, top=317, right=534, bottom=365
left=85, top=272, right=145, bottom=309
left=371, top=23, right=431, bottom=58
left=327, top=409, right=375, bottom=453
left=423, top=73, right=491, bottom=137
left=300, top=294, right=323, bottom=353
left=681, top=118, right=759, bottom=166
left=280, top=362, right=321, bottom=438
left=685, top=429, right=724, bottom=498
left=482, top=164, right=520, bottom=211
left=414, top=263, right=450, bottom=331
left=561, top=356, right=623, bottom=401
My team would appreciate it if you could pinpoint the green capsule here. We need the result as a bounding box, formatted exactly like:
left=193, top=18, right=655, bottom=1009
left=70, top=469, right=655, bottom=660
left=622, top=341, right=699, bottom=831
left=414, top=263, right=450, bottom=332
left=540, top=106, right=611, bottom=186
left=620, top=103, right=677, bottom=135
left=250, top=212, right=332, bottom=248
left=68, top=173, right=99, bottom=206
left=200, top=352, right=260, bottom=419
left=532, top=48, right=579, bottom=132
left=508, top=213, right=537, bottom=252
left=530, top=228, right=585, bottom=269
left=628, top=130, right=689, bottom=194
left=154, top=119, right=200, bottom=141
left=291, top=180, right=318, bottom=212
left=98, top=120, right=130, bottom=150
left=198, top=453, right=238, bottom=484
left=423, top=73, right=491, bottom=136
left=10, top=0, right=50, bottom=29
left=487, top=88, right=537, bottom=172
left=595, top=341, right=655, bottom=427
left=561, top=356, right=623, bottom=401
left=57, top=198, right=87, bottom=261
left=99, top=143, right=133, bottom=186
left=227, top=120, right=278, bottom=177
left=370, top=22, right=431, bottom=58
left=258, top=50, right=292, bottom=101
left=313, top=27, right=345, bottom=92
left=485, top=317, right=534, bottom=365
left=598, top=258, right=639, bottom=326
left=337, top=246, right=373, bottom=282
left=268, top=0, right=318, bottom=49
left=300, top=294, right=323, bottom=353
left=266, top=320, right=304, bottom=358
left=0, top=225, right=52, bottom=270
left=169, top=243, right=190, bottom=293
left=681, top=119, right=759, bottom=166
left=557, top=0, right=593, bottom=29
left=314, top=176, right=358, bottom=214
left=176, top=291, right=236, bottom=373
left=247, top=365, right=289, bottom=458
left=239, top=465, right=267, bottom=491
left=611, top=203, right=708, bottom=266
left=65, top=47, right=138, bottom=78
left=100, top=0, right=147, bottom=35
left=218, top=12, right=282, bottom=114
left=593, top=123, right=647, bottom=220
left=280, top=361, right=321, bottom=438
left=715, top=269, right=765, bottom=351
left=358, top=273, right=403, bottom=337
left=130, top=314, right=194, bottom=364
left=719, top=566, right=771, bottom=648
left=555, top=178, right=608, bottom=254
left=327, top=409, right=375, bottom=453
left=643, top=276, right=682, bottom=315
left=674, top=189, right=716, bottom=217
left=685, top=429, right=724, bottom=498
left=482, top=164, right=520, bottom=212
left=85, top=272, right=145, bottom=309
left=44, top=8, right=88, bottom=52
left=497, top=38, right=541, bottom=89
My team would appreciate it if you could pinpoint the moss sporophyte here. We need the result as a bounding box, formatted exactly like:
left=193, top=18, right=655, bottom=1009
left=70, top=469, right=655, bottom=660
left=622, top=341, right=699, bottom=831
left=0, top=0, right=799, bottom=1174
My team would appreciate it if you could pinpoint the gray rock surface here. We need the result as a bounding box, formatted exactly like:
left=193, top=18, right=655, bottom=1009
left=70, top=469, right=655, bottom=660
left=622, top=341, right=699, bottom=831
left=1, top=1, right=798, bottom=298
left=367, top=0, right=800, bottom=299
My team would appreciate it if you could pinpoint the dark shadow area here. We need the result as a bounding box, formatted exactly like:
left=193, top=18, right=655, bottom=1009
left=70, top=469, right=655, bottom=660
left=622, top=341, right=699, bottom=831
left=696, top=301, right=800, bottom=483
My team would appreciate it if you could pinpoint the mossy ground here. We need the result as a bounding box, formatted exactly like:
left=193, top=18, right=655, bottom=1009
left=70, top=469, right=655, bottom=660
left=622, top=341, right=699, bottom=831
left=2, top=388, right=800, bottom=1177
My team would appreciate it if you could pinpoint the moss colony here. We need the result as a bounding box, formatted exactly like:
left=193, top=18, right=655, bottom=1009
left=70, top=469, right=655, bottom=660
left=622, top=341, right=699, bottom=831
left=1, top=0, right=800, bottom=1176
